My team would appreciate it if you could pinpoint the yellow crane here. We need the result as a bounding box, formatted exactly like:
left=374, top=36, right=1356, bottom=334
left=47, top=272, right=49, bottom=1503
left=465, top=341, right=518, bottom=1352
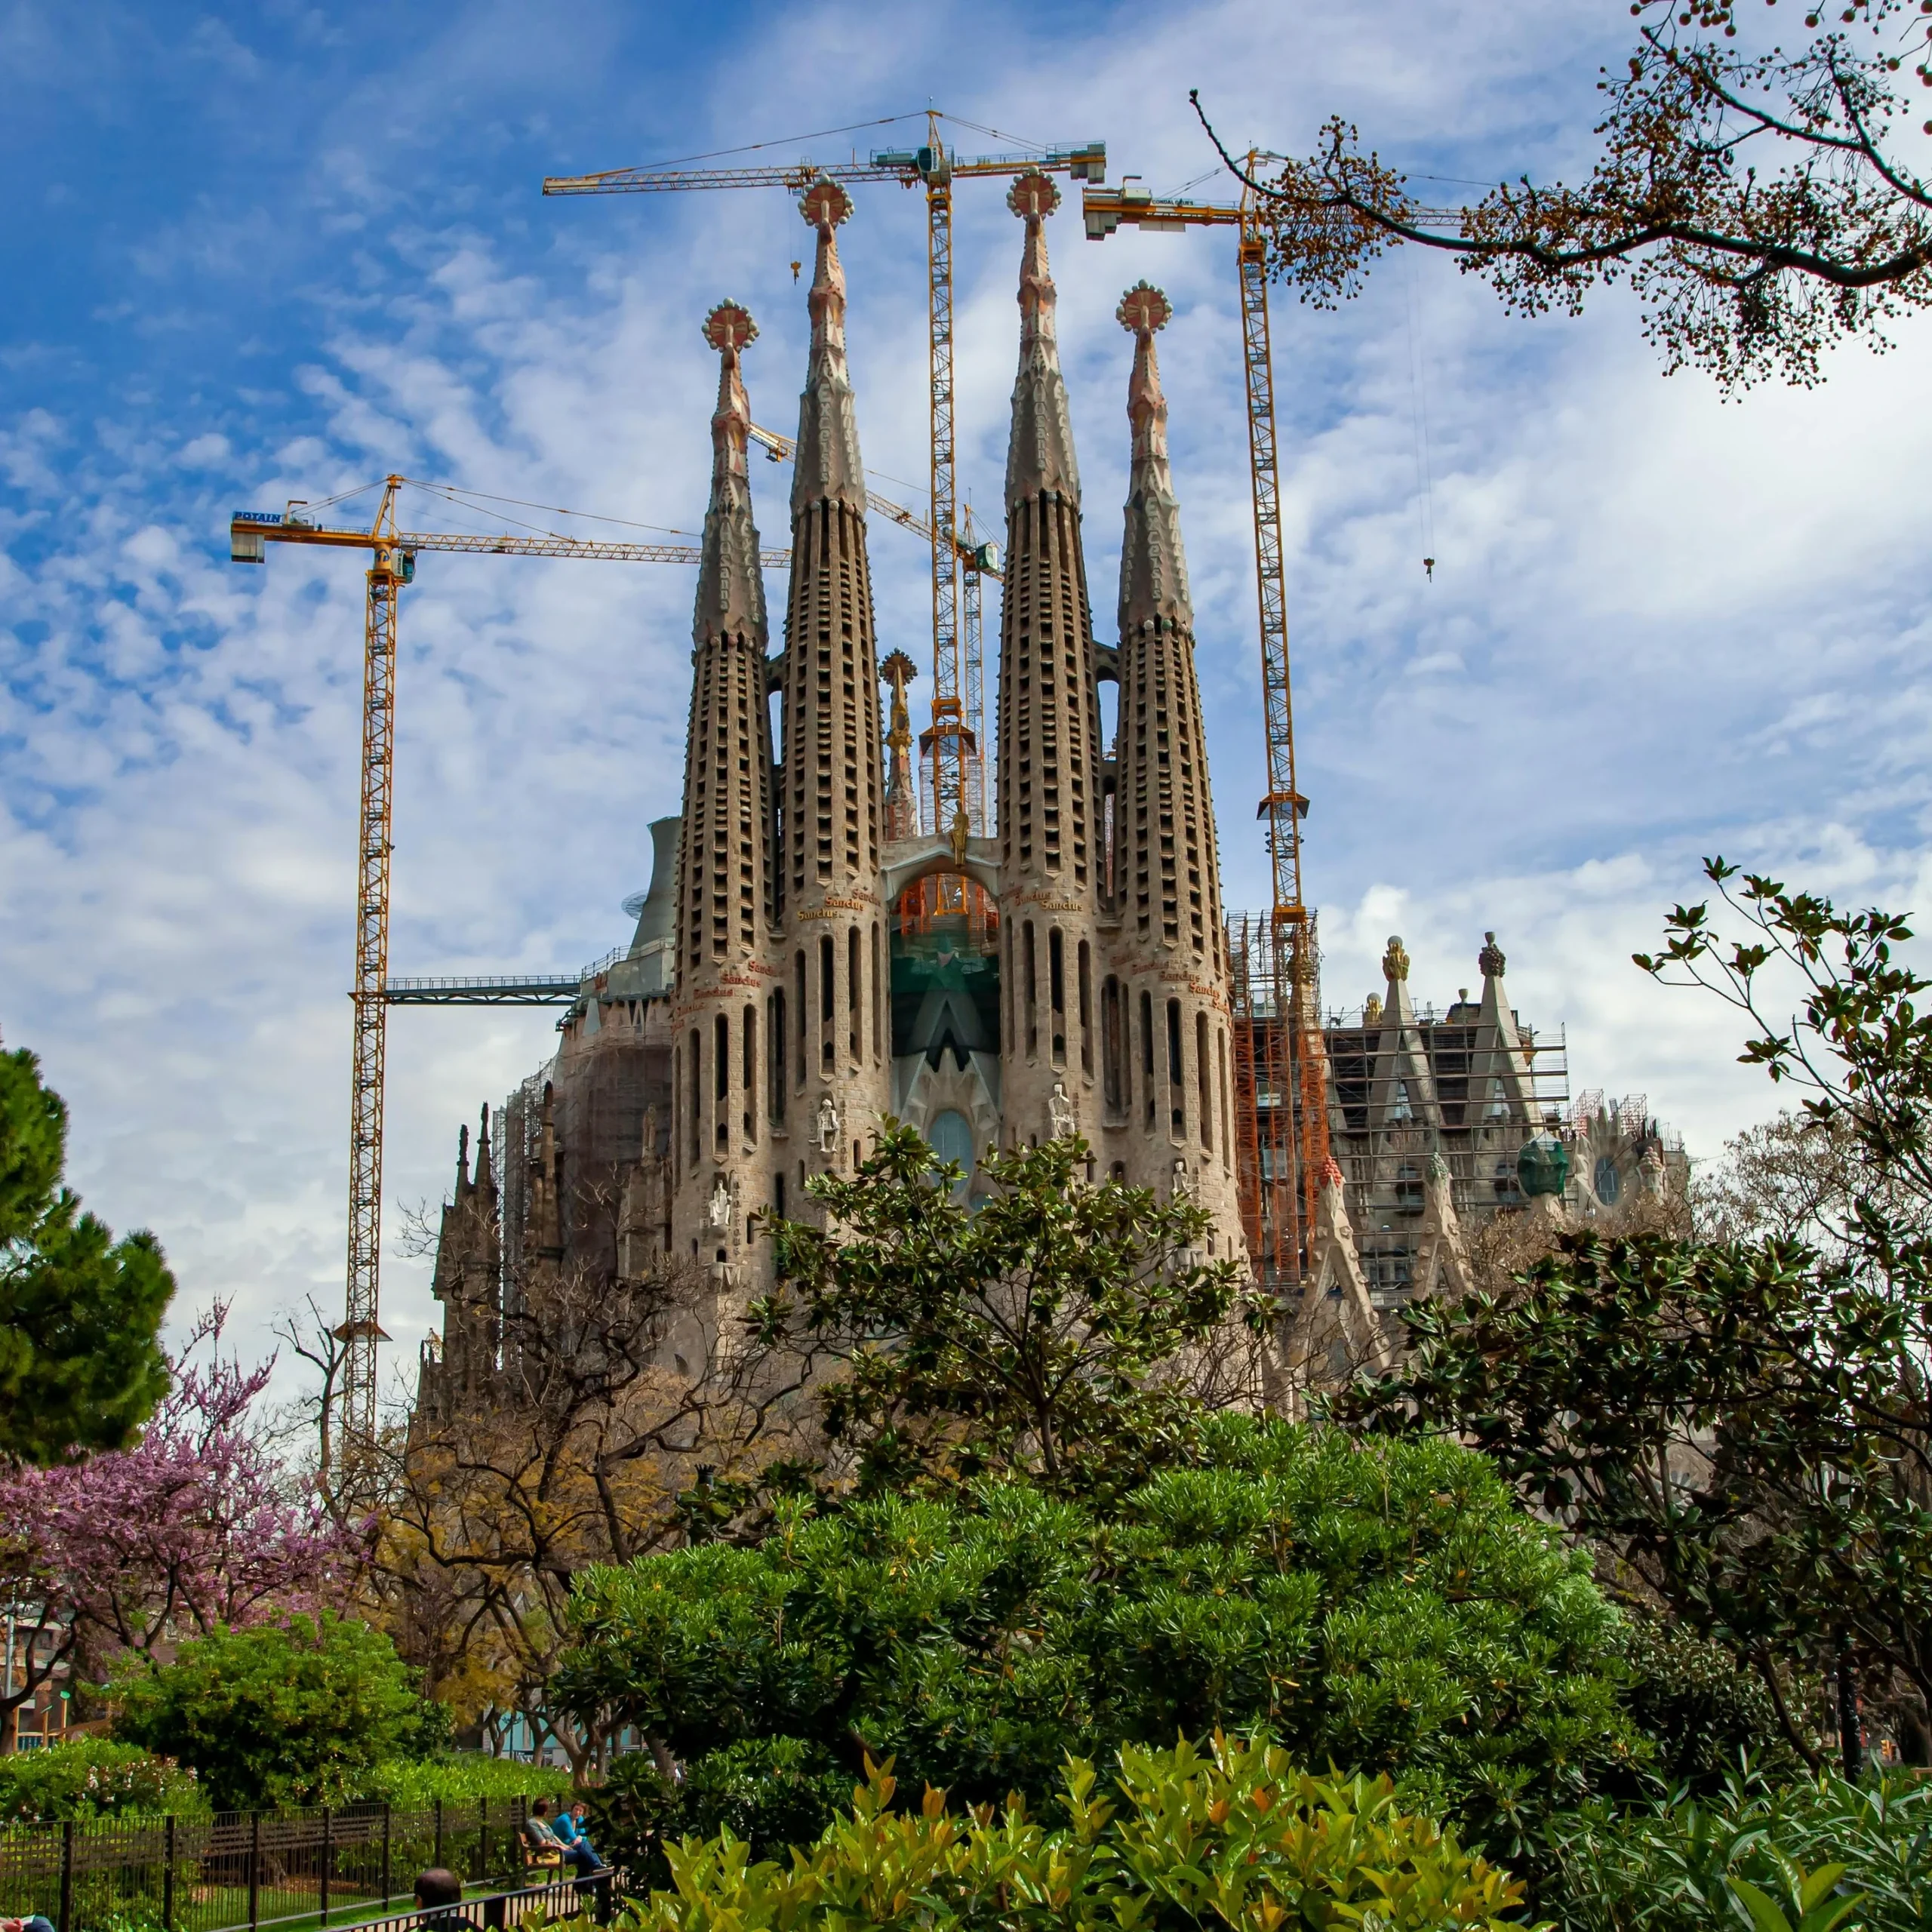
left=232, top=452, right=977, bottom=1474
left=230, top=479, right=787, bottom=1478
left=543, top=112, right=1094, bottom=868
left=1080, top=174, right=1462, bottom=1286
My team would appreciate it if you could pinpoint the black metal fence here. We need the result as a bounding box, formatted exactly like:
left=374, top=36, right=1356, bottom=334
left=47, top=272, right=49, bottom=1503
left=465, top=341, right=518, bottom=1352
left=0, top=1795, right=578, bottom=1932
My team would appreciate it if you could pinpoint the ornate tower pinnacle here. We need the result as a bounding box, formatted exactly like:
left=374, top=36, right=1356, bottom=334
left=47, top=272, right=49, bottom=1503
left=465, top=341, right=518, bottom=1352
left=1004, top=170, right=1080, bottom=506
left=792, top=177, right=865, bottom=515
left=1117, top=281, right=1192, bottom=635
left=694, top=300, right=765, bottom=648
left=880, top=649, right=919, bottom=843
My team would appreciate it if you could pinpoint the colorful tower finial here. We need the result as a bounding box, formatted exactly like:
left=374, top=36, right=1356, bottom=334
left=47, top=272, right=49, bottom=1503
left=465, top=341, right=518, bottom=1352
left=1004, top=168, right=1078, bottom=506
left=1116, top=279, right=1190, bottom=636
left=693, top=299, right=764, bottom=648
left=792, top=177, right=863, bottom=514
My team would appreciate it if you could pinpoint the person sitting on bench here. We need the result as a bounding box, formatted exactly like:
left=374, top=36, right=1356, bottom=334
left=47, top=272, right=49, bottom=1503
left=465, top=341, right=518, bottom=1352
left=553, top=1801, right=608, bottom=1873
left=522, top=1800, right=598, bottom=1878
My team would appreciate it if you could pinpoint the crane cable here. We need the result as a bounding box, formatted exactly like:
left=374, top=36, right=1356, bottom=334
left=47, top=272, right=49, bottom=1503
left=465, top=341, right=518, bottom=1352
left=1404, top=251, right=1438, bottom=583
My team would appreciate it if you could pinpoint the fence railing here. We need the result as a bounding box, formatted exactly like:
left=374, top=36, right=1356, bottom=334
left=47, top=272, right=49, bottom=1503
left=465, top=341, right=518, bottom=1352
left=0, top=1795, right=572, bottom=1932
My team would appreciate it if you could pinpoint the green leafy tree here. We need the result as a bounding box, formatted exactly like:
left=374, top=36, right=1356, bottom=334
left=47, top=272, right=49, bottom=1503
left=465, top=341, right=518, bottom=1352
left=1195, top=0, right=1932, bottom=389
left=110, top=1613, right=438, bottom=1811
left=758, top=1128, right=1266, bottom=1500
left=561, top=1416, right=1641, bottom=1857
left=0, top=1044, right=172, bottom=1462
left=630, top=1735, right=1531, bottom=1932
left=1331, top=1232, right=1932, bottom=1771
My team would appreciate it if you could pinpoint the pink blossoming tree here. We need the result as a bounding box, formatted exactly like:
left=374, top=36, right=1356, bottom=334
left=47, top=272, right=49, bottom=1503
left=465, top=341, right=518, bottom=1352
left=0, top=1310, right=355, bottom=1739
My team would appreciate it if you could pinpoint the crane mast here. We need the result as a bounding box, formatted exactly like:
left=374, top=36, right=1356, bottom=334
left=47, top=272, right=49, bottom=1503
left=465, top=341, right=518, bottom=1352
left=228, top=487, right=788, bottom=1481
left=1075, top=172, right=1475, bottom=1283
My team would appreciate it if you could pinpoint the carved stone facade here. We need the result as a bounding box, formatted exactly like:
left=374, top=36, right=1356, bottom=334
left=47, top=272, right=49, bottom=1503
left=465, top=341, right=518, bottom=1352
left=417, top=171, right=1279, bottom=1405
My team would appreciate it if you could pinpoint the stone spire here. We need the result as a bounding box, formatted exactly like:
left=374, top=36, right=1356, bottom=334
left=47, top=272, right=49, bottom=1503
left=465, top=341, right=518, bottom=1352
left=1004, top=171, right=1081, bottom=508
left=1116, top=281, right=1192, bottom=635
left=693, top=300, right=767, bottom=647
left=1102, top=284, right=1240, bottom=1260
left=880, top=650, right=919, bottom=843
left=995, top=168, right=1107, bottom=1159
left=678, top=301, right=778, bottom=984
left=1470, top=931, right=1540, bottom=1127
left=1370, top=936, right=1438, bottom=1130
left=777, top=174, right=889, bottom=1199
left=791, top=177, right=866, bottom=515
left=673, top=302, right=780, bottom=1286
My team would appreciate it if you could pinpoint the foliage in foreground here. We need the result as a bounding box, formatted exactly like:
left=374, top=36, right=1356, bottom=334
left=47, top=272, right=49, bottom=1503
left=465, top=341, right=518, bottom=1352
left=0, top=1044, right=173, bottom=1464
left=626, top=1735, right=1531, bottom=1932
left=0, top=1737, right=206, bottom=1823
left=110, top=1614, right=443, bottom=1812
left=1542, top=1761, right=1932, bottom=1932
left=562, top=1415, right=1640, bottom=1859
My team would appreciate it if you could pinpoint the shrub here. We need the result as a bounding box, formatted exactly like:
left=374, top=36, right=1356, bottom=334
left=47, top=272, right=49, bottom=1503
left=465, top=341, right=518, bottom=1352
left=1617, top=1615, right=1798, bottom=1790
left=355, top=1754, right=572, bottom=1807
left=0, top=1737, right=205, bottom=1822
left=1542, top=1761, right=1932, bottom=1932
left=562, top=1415, right=1644, bottom=1856
left=626, top=1733, right=1531, bottom=1932
left=111, top=1614, right=435, bottom=1812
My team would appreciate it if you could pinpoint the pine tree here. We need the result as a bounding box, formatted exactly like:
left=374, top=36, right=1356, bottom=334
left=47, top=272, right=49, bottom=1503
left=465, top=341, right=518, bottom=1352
left=0, top=1043, right=172, bottom=1463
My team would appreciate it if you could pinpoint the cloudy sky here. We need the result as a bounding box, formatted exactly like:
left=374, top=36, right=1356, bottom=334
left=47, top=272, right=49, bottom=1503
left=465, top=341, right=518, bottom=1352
left=5, top=1, right=1927, bottom=1395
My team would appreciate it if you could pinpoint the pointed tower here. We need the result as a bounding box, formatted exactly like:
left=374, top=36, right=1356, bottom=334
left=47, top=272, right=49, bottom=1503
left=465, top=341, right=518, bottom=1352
left=776, top=179, right=890, bottom=1197
left=995, top=171, right=1107, bottom=1151
left=421, top=1109, right=502, bottom=1422
left=671, top=299, right=777, bottom=1288
left=880, top=651, right=920, bottom=843
left=1103, top=281, right=1240, bottom=1254
left=1468, top=931, right=1546, bottom=1143
left=1367, top=936, right=1439, bottom=1132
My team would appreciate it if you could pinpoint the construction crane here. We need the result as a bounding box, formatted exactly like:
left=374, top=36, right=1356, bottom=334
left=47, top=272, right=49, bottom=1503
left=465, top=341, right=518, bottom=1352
left=1081, top=175, right=1461, bottom=1287
left=232, top=447, right=983, bottom=1478
left=543, top=112, right=1093, bottom=875
left=229, top=478, right=789, bottom=1481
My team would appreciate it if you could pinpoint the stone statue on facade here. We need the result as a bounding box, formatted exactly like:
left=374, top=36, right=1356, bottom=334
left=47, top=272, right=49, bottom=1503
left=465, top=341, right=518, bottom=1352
left=1048, top=1080, right=1077, bottom=1141
left=816, top=1094, right=841, bottom=1155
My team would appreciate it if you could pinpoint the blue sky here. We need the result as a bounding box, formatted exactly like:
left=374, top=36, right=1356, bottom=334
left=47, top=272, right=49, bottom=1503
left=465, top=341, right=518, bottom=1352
left=6, top=1, right=1929, bottom=1392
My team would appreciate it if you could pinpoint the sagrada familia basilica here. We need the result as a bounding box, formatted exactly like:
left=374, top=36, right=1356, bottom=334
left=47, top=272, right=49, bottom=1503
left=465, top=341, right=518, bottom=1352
left=413, top=171, right=1682, bottom=1424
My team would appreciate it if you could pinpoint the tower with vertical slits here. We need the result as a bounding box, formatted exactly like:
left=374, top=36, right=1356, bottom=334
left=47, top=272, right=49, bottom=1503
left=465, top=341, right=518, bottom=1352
left=994, top=171, right=1108, bottom=1156
left=1101, top=281, right=1241, bottom=1247
left=775, top=179, right=891, bottom=1213
left=670, top=299, right=777, bottom=1291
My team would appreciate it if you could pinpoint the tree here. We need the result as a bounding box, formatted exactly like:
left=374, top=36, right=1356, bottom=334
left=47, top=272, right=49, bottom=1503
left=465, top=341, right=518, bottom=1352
left=1330, top=1232, right=1932, bottom=1770
left=1195, top=0, right=1932, bottom=388
left=0, top=1312, right=352, bottom=1740
left=1635, top=860, right=1932, bottom=1269
left=558, top=1415, right=1644, bottom=1857
left=758, top=1128, right=1271, bottom=1501
left=110, top=1612, right=435, bottom=1812
left=370, top=1253, right=811, bottom=1778
left=0, top=1044, right=171, bottom=1463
